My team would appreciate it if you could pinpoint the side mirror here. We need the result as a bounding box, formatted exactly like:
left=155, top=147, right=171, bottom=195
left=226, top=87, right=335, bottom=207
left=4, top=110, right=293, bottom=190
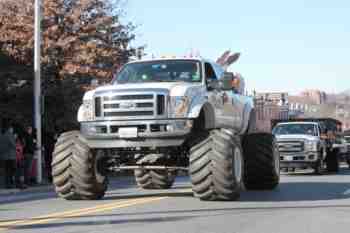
left=207, top=72, right=238, bottom=91
left=219, top=72, right=235, bottom=91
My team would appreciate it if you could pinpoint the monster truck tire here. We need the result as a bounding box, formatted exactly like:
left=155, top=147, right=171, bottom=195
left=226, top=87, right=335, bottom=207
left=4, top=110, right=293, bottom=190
left=134, top=168, right=176, bottom=189
left=52, top=131, right=108, bottom=200
left=326, top=149, right=340, bottom=173
left=189, top=129, right=243, bottom=201
left=243, top=133, right=280, bottom=190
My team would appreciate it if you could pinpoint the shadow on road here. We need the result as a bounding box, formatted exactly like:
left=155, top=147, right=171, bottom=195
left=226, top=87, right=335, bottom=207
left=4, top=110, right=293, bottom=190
left=241, top=181, right=350, bottom=202
left=282, top=166, right=350, bottom=177
left=89, top=168, right=350, bottom=202
left=105, top=180, right=350, bottom=202
left=103, top=189, right=193, bottom=201
left=2, top=170, right=350, bottom=206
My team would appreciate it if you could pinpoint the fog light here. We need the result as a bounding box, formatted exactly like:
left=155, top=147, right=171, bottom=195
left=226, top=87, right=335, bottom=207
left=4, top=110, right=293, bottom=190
left=308, top=154, right=315, bottom=160
left=166, top=125, right=175, bottom=132
left=186, top=120, right=193, bottom=129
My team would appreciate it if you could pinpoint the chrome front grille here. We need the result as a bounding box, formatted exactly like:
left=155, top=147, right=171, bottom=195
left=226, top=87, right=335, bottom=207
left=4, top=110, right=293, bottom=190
left=95, top=92, right=167, bottom=120
left=104, top=94, right=153, bottom=101
left=278, top=141, right=304, bottom=152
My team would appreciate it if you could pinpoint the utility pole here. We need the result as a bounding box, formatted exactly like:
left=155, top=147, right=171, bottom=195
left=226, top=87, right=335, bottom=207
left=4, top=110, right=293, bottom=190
left=34, top=0, right=42, bottom=184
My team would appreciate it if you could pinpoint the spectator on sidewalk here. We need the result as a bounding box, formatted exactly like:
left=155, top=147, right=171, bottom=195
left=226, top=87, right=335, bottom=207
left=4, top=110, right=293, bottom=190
left=14, top=123, right=27, bottom=189
left=0, top=118, right=17, bottom=189
left=43, top=130, right=55, bottom=183
left=23, top=126, right=35, bottom=186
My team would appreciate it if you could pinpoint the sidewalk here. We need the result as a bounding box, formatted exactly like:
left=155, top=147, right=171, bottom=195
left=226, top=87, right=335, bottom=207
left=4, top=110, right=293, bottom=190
left=0, top=181, right=53, bottom=196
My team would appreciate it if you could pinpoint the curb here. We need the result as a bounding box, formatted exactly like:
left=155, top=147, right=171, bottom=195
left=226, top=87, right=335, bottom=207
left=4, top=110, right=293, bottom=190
left=0, top=174, right=188, bottom=196
left=0, top=184, right=54, bottom=196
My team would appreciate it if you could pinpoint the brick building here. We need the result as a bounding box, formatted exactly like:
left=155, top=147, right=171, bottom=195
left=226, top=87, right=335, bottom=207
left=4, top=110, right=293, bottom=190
left=300, top=89, right=327, bottom=104
left=255, top=92, right=288, bottom=106
left=254, top=96, right=289, bottom=132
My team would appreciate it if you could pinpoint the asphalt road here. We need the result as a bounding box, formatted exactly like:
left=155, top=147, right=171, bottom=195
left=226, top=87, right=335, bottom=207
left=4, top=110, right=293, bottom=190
left=1, top=167, right=350, bottom=233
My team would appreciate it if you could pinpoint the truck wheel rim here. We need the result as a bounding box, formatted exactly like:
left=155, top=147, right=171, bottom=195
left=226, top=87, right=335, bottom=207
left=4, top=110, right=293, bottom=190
left=234, top=147, right=243, bottom=183
left=94, top=150, right=107, bottom=183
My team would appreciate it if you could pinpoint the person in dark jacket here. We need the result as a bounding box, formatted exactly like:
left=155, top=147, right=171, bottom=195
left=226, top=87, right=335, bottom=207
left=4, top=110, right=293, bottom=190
left=14, top=122, right=27, bottom=189
left=43, top=130, right=55, bottom=183
left=23, top=126, right=35, bottom=185
left=0, top=119, right=17, bottom=189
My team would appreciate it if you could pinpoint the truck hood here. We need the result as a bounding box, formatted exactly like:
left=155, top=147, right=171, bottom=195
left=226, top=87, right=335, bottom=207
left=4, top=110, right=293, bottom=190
left=275, top=134, right=319, bottom=141
left=83, top=82, right=204, bottom=100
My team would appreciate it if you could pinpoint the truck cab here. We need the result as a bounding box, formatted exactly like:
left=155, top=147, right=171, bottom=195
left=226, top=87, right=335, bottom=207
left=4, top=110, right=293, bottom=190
left=78, top=58, right=252, bottom=147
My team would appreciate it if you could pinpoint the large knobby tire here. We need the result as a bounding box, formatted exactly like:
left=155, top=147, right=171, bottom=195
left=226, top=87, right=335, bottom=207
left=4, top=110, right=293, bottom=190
left=134, top=167, right=176, bottom=189
left=243, top=133, right=280, bottom=190
left=326, top=149, right=340, bottom=173
left=189, top=129, right=243, bottom=201
left=52, top=131, right=108, bottom=200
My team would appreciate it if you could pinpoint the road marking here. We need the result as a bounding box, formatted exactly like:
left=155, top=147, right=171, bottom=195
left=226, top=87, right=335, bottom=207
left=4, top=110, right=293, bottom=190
left=0, top=196, right=167, bottom=231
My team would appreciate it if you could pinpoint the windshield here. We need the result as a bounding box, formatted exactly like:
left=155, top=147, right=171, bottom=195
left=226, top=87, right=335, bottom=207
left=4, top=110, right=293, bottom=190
left=112, top=60, right=202, bottom=84
left=272, top=124, right=318, bottom=136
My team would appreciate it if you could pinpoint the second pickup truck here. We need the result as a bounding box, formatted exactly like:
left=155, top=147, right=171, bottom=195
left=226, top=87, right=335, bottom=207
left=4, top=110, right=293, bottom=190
left=272, top=118, right=342, bottom=174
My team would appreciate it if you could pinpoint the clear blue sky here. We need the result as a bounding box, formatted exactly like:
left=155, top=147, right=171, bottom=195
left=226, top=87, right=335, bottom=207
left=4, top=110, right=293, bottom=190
left=126, top=0, right=350, bottom=94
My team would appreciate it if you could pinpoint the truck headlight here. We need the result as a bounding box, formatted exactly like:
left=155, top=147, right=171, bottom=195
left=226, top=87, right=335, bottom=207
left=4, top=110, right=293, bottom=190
left=169, top=96, right=190, bottom=118
left=82, top=99, right=94, bottom=121
left=305, top=141, right=318, bottom=151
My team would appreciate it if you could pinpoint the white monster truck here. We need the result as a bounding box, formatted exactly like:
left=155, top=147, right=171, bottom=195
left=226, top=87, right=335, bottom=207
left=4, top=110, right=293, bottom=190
left=52, top=58, right=280, bottom=201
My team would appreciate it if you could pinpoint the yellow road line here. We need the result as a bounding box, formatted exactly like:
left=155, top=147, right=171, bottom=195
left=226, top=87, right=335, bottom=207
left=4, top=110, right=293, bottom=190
left=22, top=197, right=167, bottom=226
left=0, top=197, right=154, bottom=227
left=0, top=196, right=167, bottom=231
left=0, top=199, right=131, bottom=227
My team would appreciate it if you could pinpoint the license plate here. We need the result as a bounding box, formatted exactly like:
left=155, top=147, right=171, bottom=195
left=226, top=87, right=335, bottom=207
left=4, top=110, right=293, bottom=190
left=119, top=127, right=138, bottom=138
left=285, top=156, right=294, bottom=161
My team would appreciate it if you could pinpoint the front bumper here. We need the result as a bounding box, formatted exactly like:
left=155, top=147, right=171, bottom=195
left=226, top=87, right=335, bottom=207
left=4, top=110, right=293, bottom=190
left=280, top=161, right=318, bottom=169
left=80, top=119, right=193, bottom=148
left=280, top=152, right=320, bottom=169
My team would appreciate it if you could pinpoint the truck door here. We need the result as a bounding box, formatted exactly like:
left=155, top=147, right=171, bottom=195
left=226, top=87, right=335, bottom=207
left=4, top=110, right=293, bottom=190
left=205, top=62, right=229, bottom=128
left=230, top=74, right=246, bottom=132
left=206, top=62, right=244, bottom=130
